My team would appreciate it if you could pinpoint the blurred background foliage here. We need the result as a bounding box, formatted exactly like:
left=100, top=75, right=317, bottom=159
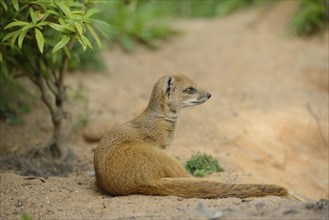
left=1, top=0, right=328, bottom=123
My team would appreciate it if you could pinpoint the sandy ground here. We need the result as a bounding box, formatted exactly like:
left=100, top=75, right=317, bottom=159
left=1, top=1, right=328, bottom=219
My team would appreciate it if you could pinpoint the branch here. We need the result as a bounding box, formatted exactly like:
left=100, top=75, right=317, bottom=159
left=48, top=62, right=59, bottom=85
left=59, top=40, right=73, bottom=88
left=37, top=77, right=56, bottom=124
left=45, top=76, right=58, bottom=96
left=307, top=103, right=328, bottom=148
left=17, top=69, right=38, bottom=86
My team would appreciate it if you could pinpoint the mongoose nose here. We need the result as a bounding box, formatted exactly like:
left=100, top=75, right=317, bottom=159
left=207, top=93, right=211, bottom=99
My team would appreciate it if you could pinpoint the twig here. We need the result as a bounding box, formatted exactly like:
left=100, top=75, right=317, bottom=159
left=18, top=69, right=38, bottom=86
left=45, top=76, right=58, bottom=96
left=59, top=40, right=73, bottom=88
left=23, top=176, right=46, bottom=182
left=307, top=103, right=328, bottom=148
left=37, top=77, right=56, bottom=124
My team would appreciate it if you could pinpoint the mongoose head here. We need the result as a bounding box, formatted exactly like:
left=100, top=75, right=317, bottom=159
left=147, top=73, right=211, bottom=117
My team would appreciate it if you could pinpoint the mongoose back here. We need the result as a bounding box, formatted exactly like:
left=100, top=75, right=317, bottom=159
left=94, top=73, right=288, bottom=198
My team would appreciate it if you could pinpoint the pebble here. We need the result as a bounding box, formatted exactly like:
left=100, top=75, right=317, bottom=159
left=193, top=202, right=223, bottom=219
left=305, top=199, right=329, bottom=210
left=283, top=209, right=299, bottom=215
left=15, top=199, right=23, bottom=208
left=255, top=202, right=265, bottom=210
left=87, top=170, right=95, bottom=176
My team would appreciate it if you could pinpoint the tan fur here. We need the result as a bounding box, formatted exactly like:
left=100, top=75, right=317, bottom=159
left=94, top=73, right=288, bottom=198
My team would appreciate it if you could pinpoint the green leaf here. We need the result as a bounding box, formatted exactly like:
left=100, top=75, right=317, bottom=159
left=81, top=35, right=93, bottom=49
left=0, top=52, right=3, bottom=62
left=36, top=21, right=50, bottom=27
left=63, top=24, right=75, bottom=32
left=18, top=29, right=28, bottom=49
left=85, top=8, right=101, bottom=18
left=77, top=37, right=86, bottom=51
left=52, top=35, right=70, bottom=53
left=58, top=18, right=65, bottom=25
left=21, top=23, right=34, bottom=31
left=4, top=21, right=29, bottom=30
left=35, top=29, right=44, bottom=53
left=71, top=10, right=83, bottom=15
left=86, top=24, right=101, bottom=48
left=2, top=31, right=17, bottom=42
left=49, top=23, right=66, bottom=32
left=0, top=0, right=8, bottom=11
left=57, top=2, right=71, bottom=18
left=39, top=12, right=50, bottom=22
left=74, top=21, right=83, bottom=36
left=10, top=30, right=21, bottom=48
left=46, top=9, right=60, bottom=16
left=29, top=7, right=36, bottom=25
left=11, top=0, right=18, bottom=11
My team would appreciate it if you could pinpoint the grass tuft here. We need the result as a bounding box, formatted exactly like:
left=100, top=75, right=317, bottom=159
left=290, top=0, right=328, bottom=36
left=185, top=152, right=224, bottom=177
left=21, top=213, right=33, bottom=220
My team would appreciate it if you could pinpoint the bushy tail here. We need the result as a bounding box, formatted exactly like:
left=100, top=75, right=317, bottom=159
left=138, top=178, right=288, bottom=199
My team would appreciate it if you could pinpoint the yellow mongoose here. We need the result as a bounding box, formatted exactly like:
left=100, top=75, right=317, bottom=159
left=94, top=73, right=288, bottom=198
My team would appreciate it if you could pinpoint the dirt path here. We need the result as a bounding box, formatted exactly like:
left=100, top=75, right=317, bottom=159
left=1, top=1, right=328, bottom=219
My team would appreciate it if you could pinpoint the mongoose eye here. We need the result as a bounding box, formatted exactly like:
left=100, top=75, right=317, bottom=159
left=183, top=87, right=197, bottom=94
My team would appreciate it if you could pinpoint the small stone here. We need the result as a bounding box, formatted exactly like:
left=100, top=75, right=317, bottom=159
left=315, top=199, right=329, bottom=209
left=15, top=199, right=23, bottom=208
left=77, top=181, right=82, bottom=185
left=283, top=209, right=299, bottom=215
left=87, top=170, right=95, bottom=176
left=193, top=202, right=223, bottom=219
left=177, top=197, right=184, bottom=201
left=255, top=202, right=265, bottom=210
left=305, top=199, right=329, bottom=210
left=305, top=202, right=315, bottom=209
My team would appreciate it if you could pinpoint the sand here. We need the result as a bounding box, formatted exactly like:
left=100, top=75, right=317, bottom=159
left=1, top=1, right=328, bottom=219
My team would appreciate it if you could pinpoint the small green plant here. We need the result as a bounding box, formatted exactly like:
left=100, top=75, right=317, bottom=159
left=290, top=0, right=327, bottom=36
left=215, top=0, right=259, bottom=17
left=97, top=0, right=176, bottom=52
left=21, top=213, right=33, bottom=220
left=159, top=0, right=261, bottom=18
left=0, top=0, right=106, bottom=159
left=185, top=152, right=224, bottom=177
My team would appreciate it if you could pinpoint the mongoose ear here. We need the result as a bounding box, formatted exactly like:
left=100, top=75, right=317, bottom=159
left=163, top=75, right=175, bottom=97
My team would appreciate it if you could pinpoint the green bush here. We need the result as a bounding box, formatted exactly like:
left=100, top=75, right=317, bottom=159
left=185, top=153, right=224, bottom=177
left=0, top=0, right=105, bottom=158
left=97, top=0, right=176, bottom=52
left=0, top=74, right=33, bottom=124
left=154, top=0, right=261, bottom=18
left=290, top=0, right=328, bottom=36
